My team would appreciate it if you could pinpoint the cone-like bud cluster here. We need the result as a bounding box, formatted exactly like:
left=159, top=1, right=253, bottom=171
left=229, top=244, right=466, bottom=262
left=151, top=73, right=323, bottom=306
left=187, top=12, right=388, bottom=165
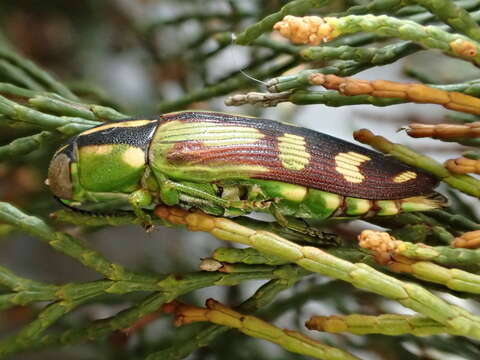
left=273, top=15, right=335, bottom=45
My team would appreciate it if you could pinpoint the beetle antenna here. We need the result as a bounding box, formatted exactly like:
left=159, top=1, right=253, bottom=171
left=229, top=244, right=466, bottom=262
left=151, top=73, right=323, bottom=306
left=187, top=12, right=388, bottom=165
left=52, top=196, right=135, bottom=218
left=53, top=196, right=102, bottom=216
left=230, top=33, right=268, bottom=87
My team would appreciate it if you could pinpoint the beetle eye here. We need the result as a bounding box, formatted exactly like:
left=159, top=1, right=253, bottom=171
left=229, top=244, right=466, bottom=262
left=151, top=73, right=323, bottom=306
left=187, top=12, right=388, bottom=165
left=47, top=153, right=73, bottom=199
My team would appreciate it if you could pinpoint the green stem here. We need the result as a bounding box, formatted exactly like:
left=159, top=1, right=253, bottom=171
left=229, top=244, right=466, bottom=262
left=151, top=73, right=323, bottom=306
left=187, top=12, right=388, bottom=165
left=0, top=93, right=99, bottom=135
left=0, top=46, right=77, bottom=100
left=464, top=150, right=480, bottom=160
left=0, top=59, right=44, bottom=91
left=17, top=267, right=300, bottom=355
left=0, top=202, right=155, bottom=282
left=211, top=246, right=377, bottom=268
left=391, top=260, right=480, bottom=294
left=213, top=247, right=289, bottom=266
left=147, top=269, right=307, bottom=360
left=326, top=14, right=480, bottom=65
left=0, top=83, right=127, bottom=134
left=428, top=209, right=480, bottom=231
left=307, top=313, right=455, bottom=336
left=0, top=299, right=86, bottom=357
left=340, top=0, right=407, bottom=16
left=447, top=111, right=480, bottom=123
left=226, top=89, right=406, bottom=107
left=0, top=131, right=56, bottom=160
left=157, top=208, right=480, bottom=339
left=171, top=299, right=360, bottom=360
left=395, top=241, right=480, bottom=267
left=291, top=90, right=405, bottom=106
left=301, top=41, right=420, bottom=64
left=411, top=0, right=480, bottom=41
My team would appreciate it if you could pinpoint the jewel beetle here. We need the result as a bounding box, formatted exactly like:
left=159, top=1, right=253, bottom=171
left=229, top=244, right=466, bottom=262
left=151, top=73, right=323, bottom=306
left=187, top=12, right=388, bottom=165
left=47, top=111, right=445, bottom=230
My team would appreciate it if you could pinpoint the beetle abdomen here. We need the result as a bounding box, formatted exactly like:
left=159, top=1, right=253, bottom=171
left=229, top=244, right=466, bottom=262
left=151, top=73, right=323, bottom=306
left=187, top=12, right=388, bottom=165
left=150, top=111, right=438, bottom=200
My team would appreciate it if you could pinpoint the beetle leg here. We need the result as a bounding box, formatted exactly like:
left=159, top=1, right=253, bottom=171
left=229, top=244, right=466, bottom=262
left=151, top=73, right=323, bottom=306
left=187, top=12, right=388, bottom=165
left=155, top=173, right=242, bottom=209
left=128, top=189, right=154, bottom=231
left=164, top=180, right=229, bottom=206
left=270, top=203, right=336, bottom=242
left=153, top=173, right=229, bottom=214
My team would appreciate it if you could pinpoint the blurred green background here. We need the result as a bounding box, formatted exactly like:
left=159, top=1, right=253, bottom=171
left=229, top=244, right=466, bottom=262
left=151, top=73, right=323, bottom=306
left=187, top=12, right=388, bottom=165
left=2, top=1, right=480, bottom=359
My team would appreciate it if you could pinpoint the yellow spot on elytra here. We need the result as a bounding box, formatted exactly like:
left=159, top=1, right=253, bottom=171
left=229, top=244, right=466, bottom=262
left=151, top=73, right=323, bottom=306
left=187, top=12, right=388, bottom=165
left=334, top=151, right=370, bottom=183
left=343, top=152, right=370, bottom=161
left=339, top=168, right=363, bottom=180
left=278, top=133, right=310, bottom=171
left=157, top=120, right=265, bottom=146
left=80, top=120, right=155, bottom=136
left=122, top=147, right=145, bottom=168
left=80, top=144, right=113, bottom=156
left=335, top=162, right=359, bottom=172
left=393, top=171, right=417, bottom=183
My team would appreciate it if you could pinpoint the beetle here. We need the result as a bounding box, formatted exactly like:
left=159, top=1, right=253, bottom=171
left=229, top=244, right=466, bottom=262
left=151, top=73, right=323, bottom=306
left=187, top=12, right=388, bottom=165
left=47, top=111, right=445, bottom=234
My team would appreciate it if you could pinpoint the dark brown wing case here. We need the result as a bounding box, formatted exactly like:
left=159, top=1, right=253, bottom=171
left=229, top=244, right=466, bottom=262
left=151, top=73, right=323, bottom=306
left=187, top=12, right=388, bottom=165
left=160, top=111, right=438, bottom=200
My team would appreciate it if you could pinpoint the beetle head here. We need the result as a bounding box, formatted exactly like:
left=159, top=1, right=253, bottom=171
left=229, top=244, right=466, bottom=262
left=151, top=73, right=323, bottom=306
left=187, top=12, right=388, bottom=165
left=47, top=144, right=75, bottom=200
